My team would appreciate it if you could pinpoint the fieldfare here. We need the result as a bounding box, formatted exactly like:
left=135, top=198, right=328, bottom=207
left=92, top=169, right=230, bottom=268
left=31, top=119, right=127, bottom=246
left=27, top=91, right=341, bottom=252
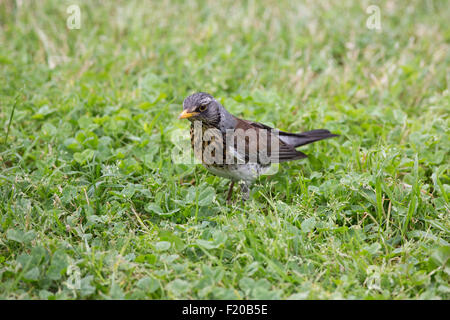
left=178, top=92, right=338, bottom=202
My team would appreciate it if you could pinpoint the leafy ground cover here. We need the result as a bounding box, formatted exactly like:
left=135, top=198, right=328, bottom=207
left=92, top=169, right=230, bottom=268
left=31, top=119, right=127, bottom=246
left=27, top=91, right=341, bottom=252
left=0, top=0, right=449, bottom=299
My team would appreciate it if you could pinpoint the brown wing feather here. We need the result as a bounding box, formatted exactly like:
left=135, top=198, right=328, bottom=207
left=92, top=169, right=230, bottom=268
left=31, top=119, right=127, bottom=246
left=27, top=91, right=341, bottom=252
left=230, top=117, right=307, bottom=163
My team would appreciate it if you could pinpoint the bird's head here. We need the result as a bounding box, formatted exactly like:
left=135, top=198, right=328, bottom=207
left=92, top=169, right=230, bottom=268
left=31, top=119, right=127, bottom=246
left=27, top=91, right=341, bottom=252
left=178, top=92, right=221, bottom=126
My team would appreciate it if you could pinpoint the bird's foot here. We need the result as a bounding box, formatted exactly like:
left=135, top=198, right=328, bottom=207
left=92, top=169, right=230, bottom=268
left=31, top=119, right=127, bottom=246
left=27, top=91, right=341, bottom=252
left=226, top=181, right=235, bottom=204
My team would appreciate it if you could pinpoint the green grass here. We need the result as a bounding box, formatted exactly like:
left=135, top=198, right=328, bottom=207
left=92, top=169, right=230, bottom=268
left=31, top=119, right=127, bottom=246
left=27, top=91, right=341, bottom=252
left=0, top=0, right=449, bottom=299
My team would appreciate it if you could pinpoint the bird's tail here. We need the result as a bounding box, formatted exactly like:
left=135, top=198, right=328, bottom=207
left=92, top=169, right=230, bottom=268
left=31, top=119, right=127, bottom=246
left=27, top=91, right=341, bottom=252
left=278, top=129, right=339, bottom=147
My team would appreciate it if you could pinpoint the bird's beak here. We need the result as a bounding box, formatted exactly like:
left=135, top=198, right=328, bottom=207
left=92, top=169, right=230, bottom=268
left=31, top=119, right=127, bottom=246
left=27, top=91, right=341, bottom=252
left=178, top=110, right=199, bottom=119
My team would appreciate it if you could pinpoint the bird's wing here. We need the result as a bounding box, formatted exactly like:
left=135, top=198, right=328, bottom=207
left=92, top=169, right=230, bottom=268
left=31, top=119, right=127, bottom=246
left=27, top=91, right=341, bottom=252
left=248, top=121, right=339, bottom=147
left=227, top=118, right=307, bottom=164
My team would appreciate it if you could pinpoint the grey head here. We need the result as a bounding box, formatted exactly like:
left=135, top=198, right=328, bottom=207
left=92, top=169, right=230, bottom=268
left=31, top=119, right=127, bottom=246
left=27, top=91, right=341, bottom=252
left=179, top=92, right=236, bottom=131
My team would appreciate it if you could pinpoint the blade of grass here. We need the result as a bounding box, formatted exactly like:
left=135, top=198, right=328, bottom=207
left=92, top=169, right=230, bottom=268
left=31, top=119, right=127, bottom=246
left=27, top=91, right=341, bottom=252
left=3, top=94, right=19, bottom=146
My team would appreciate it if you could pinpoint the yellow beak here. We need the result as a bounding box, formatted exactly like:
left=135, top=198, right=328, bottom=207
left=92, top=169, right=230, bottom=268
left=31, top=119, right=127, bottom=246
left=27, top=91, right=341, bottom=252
left=178, top=110, right=199, bottom=119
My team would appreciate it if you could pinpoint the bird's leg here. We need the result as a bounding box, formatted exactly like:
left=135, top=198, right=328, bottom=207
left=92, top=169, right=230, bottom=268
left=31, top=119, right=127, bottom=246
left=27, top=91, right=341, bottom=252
left=239, top=181, right=250, bottom=202
left=226, top=181, right=235, bottom=204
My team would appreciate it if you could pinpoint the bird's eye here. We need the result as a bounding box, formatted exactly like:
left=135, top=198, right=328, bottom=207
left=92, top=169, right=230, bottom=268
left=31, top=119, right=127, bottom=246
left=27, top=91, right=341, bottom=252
left=198, top=104, right=207, bottom=112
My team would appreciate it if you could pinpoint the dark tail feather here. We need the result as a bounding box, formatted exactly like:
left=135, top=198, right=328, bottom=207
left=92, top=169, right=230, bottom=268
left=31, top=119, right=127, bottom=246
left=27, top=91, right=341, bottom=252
left=278, top=129, right=339, bottom=147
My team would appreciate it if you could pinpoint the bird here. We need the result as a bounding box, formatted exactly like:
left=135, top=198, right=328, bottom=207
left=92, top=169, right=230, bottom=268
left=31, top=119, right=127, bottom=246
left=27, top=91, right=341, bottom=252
left=178, top=92, right=338, bottom=202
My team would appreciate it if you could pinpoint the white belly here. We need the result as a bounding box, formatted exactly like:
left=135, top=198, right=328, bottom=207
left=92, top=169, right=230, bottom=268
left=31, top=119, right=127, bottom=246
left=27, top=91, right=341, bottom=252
left=203, top=163, right=269, bottom=183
